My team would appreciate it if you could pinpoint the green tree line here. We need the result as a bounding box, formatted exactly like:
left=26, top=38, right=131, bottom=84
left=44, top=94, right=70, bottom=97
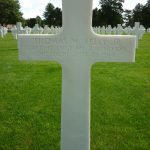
left=0, top=0, right=150, bottom=29
left=0, top=0, right=23, bottom=25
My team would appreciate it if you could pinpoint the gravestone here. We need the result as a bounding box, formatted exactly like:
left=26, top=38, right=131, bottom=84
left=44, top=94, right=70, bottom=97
left=106, top=25, right=112, bottom=35
left=32, top=24, right=39, bottom=34
left=97, top=26, right=101, bottom=34
left=16, top=22, right=27, bottom=34
left=93, top=27, right=98, bottom=34
left=25, top=26, right=32, bottom=34
left=125, top=26, right=132, bottom=35
left=39, top=27, right=44, bottom=34
left=101, top=26, right=106, bottom=35
left=0, top=26, right=8, bottom=38
left=117, top=24, right=123, bottom=35
left=58, top=27, right=62, bottom=34
left=112, top=27, right=117, bottom=35
left=55, top=26, right=61, bottom=34
left=43, top=25, right=51, bottom=34
left=32, top=24, right=43, bottom=34
left=0, top=27, right=4, bottom=38
left=11, top=22, right=27, bottom=39
left=133, top=22, right=140, bottom=48
left=139, top=25, right=145, bottom=40
left=18, top=0, right=136, bottom=150
left=3, top=27, right=8, bottom=36
left=50, top=26, right=56, bottom=34
left=11, top=25, right=17, bottom=39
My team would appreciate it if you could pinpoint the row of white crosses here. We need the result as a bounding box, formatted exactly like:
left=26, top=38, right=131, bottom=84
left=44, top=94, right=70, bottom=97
left=93, top=22, right=146, bottom=37
left=18, top=0, right=136, bottom=150
left=0, top=26, right=8, bottom=38
left=12, top=22, right=146, bottom=49
left=93, top=22, right=146, bottom=48
left=32, top=24, right=61, bottom=34
left=43, top=25, right=61, bottom=34
left=11, top=22, right=62, bottom=39
left=93, top=24, right=123, bottom=35
left=139, top=25, right=145, bottom=39
left=11, top=22, right=27, bottom=39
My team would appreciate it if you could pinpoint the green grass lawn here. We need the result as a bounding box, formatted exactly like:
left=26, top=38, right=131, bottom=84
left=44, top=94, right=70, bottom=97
left=0, top=33, right=150, bottom=150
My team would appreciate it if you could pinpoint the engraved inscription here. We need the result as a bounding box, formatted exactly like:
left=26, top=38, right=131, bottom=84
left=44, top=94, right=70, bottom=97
left=19, top=36, right=134, bottom=60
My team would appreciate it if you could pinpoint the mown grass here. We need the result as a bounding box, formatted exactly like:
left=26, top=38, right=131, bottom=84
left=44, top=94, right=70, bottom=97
left=0, top=33, right=150, bottom=150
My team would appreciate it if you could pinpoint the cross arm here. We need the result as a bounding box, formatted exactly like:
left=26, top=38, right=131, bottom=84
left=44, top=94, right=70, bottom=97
left=18, top=34, right=136, bottom=64
left=89, top=34, right=137, bottom=63
left=18, top=34, right=63, bottom=62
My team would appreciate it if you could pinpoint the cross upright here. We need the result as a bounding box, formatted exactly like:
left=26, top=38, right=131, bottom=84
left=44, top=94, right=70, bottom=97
left=134, top=22, right=140, bottom=48
left=106, top=25, right=112, bottom=35
left=117, top=24, right=123, bottom=35
left=18, top=0, right=136, bottom=150
left=0, top=27, right=4, bottom=38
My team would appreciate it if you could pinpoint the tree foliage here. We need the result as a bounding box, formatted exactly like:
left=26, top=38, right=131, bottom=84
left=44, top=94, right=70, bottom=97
left=124, top=9, right=134, bottom=27
left=1, top=0, right=149, bottom=29
left=0, top=0, right=23, bottom=25
left=126, top=0, right=150, bottom=29
left=99, top=0, right=124, bottom=27
left=25, top=16, right=44, bottom=28
left=92, top=8, right=102, bottom=26
left=133, top=3, right=144, bottom=23
left=43, top=3, right=62, bottom=27
left=92, top=0, right=150, bottom=29
left=141, top=0, right=150, bottom=28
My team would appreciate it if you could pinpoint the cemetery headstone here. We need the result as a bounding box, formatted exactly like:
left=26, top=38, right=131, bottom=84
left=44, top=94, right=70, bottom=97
left=97, top=26, right=101, bottom=34
left=101, top=26, right=106, bottom=35
left=25, top=26, right=32, bottom=34
left=93, top=27, right=98, bottom=34
left=0, top=27, right=4, bottom=38
left=11, top=22, right=27, bottom=39
left=3, top=27, right=8, bottom=36
left=0, top=26, right=8, bottom=38
left=50, top=26, right=56, bottom=34
left=55, top=26, right=61, bottom=34
left=11, top=25, right=17, bottom=39
left=139, top=25, right=145, bottom=40
left=112, top=27, right=117, bottom=35
left=32, top=24, right=43, bottom=34
left=117, top=24, right=123, bottom=35
left=133, top=22, right=140, bottom=48
left=43, top=25, right=51, bottom=34
left=18, top=0, right=136, bottom=150
left=125, top=26, right=132, bottom=35
left=106, top=25, right=112, bottom=35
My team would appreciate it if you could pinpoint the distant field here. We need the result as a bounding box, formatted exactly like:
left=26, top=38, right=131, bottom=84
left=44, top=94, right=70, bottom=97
left=0, top=33, right=150, bottom=150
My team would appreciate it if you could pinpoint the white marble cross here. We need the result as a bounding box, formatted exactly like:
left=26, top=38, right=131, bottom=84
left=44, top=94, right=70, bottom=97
left=106, top=25, right=112, bottom=35
left=0, top=27, right=4, bottom=38
left=11, top=22, right=27, bottom=39
left=117, top=24, right=123, bottom=35
left=25, top=26, right=32, bottom=34
left=112, top=27, right=117, bottom=35
left=32, top=24, right=43, bottom=34
left=133, top=22, right=141, bottom=48
left=139, top=25, right=145, bottom=40
left=101, top=26, right=106, bottom=34
left=18, top=0, right=136, bottom=150
left=3, top=27, right=8, bottom=36
left=0, top=26, right=8, bottom=38
left=43, top=25, right=51, bottom=34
